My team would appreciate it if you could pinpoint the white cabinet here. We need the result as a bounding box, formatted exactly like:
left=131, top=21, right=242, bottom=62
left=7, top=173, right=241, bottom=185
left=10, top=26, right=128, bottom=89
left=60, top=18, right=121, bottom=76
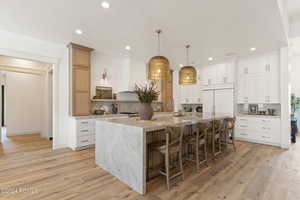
left=70, top=116, right=129, bottom=150
left=180, top=84, right=202, bottom=104
left=215, top=89, right=234, bottom=117
left=202, top=90, right=214, bottom=113
left=200, top=66, right=215, bottom=85
left=202, top=89, right=234, bottom=116
left=235, top=116, right=281, bottom=146
left=237, top=52, right=280, bottom=104
left=200, top=61, right=235, bottom=86
left=74, top=119, right=95, bottom=150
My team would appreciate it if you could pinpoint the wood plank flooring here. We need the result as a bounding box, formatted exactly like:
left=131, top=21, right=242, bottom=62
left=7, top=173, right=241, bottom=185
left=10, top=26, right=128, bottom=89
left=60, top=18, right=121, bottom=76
left=0, top=134, right=300, bottom=200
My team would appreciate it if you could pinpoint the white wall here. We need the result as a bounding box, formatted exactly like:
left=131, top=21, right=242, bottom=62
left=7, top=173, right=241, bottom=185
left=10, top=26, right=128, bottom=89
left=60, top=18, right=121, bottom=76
left=128, top=59, right=148, bottom=89
left=290, top=55, right=300, bottom=96
left=0, top=30, right=68, bottom=149
left=5, top=72, right=44, bottom=136
left=91, top=52, right=130, bottom=96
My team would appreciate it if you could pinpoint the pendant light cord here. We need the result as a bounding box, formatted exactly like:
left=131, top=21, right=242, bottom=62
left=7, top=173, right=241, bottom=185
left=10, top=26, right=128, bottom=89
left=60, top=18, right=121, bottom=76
left=186, top=45, right=190, bottom=65
left=156, top=29, right=162, bottom=56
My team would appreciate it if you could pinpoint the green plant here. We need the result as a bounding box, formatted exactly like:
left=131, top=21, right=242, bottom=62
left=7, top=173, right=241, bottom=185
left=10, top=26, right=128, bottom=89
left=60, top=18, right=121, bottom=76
left=291, top=93, right=300, bottom=115
left=134, top=81, right=160, bottom=104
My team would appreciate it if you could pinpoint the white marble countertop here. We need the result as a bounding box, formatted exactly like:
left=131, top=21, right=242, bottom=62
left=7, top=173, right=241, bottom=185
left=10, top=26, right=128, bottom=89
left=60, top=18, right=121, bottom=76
left=73, top=112, right=175, bottom=120
left=73, top=114, right=129, bottom=119
left=237, top=114, right=281, bottom=118
left=98, top=113, right=231, bottom=131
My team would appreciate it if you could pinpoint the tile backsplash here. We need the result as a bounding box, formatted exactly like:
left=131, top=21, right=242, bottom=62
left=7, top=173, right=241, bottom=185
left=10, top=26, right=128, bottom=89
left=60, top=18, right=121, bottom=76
left=92, top=101, right=162, bottom=114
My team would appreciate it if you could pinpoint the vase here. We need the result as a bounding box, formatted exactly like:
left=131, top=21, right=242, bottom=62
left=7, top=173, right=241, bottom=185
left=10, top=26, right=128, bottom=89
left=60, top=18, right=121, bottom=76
left=139, top=103, right=154, bottom=120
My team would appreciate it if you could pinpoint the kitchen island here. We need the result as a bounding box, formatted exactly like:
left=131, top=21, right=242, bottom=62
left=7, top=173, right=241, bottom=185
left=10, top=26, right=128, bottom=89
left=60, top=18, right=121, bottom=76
left=95, top=113, right=229, bottom=194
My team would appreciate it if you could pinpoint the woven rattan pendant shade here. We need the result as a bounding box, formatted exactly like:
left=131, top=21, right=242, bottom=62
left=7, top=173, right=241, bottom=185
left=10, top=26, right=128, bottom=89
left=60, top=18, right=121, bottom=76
left=179, top=45, right=197, bottom=85
left=179, top=66, right=197, bottom=85
left=148, top=30, right=170, bottom=80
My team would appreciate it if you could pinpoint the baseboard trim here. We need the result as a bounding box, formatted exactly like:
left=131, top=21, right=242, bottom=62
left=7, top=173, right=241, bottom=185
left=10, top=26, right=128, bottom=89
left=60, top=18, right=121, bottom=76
left=52, top=144, right=67, bottom=150
left=7, top=131, right=41, bottom=136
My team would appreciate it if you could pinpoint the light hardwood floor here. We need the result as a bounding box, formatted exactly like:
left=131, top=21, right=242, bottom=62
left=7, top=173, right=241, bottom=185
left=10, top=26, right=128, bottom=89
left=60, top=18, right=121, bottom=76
left=0, top=134, right=300, bottom=200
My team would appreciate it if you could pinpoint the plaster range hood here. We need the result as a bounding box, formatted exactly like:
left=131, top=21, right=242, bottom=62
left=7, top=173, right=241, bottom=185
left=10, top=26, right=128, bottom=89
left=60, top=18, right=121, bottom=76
left=116, top=91, right=139, bottom=101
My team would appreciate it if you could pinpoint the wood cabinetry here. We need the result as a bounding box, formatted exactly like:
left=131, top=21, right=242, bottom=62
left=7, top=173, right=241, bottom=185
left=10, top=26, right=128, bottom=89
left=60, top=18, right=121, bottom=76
left=237, top=52, right=280, bottom=104
left=161, top=70, right=174, bottom=112
left=68, top=43, right=94, bottom=116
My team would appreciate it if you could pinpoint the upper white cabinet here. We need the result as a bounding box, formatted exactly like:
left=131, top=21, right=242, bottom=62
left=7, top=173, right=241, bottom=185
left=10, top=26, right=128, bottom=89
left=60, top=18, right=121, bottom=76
left=200, top=61, right=235, bottom=86
left=180, top=84, right=202, bottom=104
left=237, top=52, right=280, bottom=104
left=177, top=60, right=235, bottom=105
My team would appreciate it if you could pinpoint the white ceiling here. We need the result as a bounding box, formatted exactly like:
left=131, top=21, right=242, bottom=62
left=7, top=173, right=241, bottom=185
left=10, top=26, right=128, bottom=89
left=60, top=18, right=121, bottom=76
left=287, top=0, right=300, bottom=19
left=0, top=0, right=287, bottom=68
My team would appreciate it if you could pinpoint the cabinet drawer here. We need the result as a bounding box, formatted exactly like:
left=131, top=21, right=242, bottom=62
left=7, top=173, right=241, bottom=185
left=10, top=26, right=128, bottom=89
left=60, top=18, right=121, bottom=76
left=257, top=131, right=280, bottom=144
left=77, top=120, right=95, bottom=135
left=236, top=124, right=249, bottom=130
left=78, top=135, right=94, bottom=147
left=236, top=129, right=251, bottom=139
left=78, top=128, right=92, bottom=137
left=78, top=120, right=91, bottom=126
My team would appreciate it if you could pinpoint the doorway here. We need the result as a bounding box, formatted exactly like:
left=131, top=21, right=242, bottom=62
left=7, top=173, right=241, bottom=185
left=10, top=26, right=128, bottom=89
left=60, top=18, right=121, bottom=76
left=0, top=56, right=54, bottom=146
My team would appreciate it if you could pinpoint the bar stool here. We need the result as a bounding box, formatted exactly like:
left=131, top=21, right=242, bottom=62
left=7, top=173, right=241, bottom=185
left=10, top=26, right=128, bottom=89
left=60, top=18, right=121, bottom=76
left=185, top=122, right=208, bottom=171
left=222, top=117, right=236, bottom=151
left=209, top=120, right=223, bottom=158
left=153, top=124, right=185, bottom=190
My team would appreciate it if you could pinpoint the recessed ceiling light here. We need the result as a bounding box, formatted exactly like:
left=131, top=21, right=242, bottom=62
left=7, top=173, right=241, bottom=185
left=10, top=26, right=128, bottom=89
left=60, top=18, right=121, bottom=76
left=125, top=45, right=131, bottom=51
left=75, top=29, right=83, bottom=35
left=101, top=1, right=110, bottom=8
left=208, top=57, right=213, bottom=61
left=250, top=47, right=256, bottom=51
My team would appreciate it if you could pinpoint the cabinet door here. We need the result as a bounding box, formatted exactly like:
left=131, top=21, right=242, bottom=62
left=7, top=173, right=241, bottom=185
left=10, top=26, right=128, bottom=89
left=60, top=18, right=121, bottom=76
left=215, top=89, right=234, bottom=117
left=74, top=67, right=90, bottom=92
left=237, top=61, right=249, bottom=103
left=265, top=53, right=280, bottom=103
left=74, top=92, right=90, bottom=116
left=202, top=90, right=214, bottom=113
left=69, top=43, right=93, bottom=116
left=225, top=61, right=235, bottom=83
left=215, top=64, right=226, bottom=84
left=201, top=66, right=215, bottom=85
left=73, top=49, right=91, bottom=67
left=180, top=85, right=193, bottom=103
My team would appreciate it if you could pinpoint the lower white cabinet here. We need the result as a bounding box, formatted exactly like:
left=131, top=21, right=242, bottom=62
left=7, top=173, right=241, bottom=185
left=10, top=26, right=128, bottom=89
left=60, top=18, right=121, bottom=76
left=235, top=116, right=281, bottom=146
left=70, top=115, right=129, bottom=150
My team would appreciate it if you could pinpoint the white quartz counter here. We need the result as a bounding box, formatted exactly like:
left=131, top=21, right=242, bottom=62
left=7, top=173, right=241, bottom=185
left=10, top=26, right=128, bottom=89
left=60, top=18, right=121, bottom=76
left=236, top=114, right=281, bottom=118
left=73, top=114, right=129, bottom=119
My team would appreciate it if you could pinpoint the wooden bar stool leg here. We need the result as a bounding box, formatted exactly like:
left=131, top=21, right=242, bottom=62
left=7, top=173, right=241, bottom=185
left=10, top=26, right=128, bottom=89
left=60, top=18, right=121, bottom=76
left=165, top=152, right=170, bottom=190
left=218, top=133, right=222, bottom=153
left=232, top=129, right=237, bottom=152
left=179, top=150, right=184, bottom=180
left=204, top=134, right=208, bottom=166
left=196, top=137, right=200, bottom=171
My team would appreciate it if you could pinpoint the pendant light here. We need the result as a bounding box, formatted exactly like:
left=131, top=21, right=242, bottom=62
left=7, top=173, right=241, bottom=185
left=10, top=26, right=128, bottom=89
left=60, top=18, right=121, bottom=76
left=179, top=45, right=197, bottom=85
left=148, top=30, right=170, bottom=80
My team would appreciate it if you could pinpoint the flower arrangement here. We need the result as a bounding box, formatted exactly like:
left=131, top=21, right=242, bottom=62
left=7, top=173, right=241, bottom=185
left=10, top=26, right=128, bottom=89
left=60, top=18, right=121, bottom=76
left=134, top=81, right=160, bottom=104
